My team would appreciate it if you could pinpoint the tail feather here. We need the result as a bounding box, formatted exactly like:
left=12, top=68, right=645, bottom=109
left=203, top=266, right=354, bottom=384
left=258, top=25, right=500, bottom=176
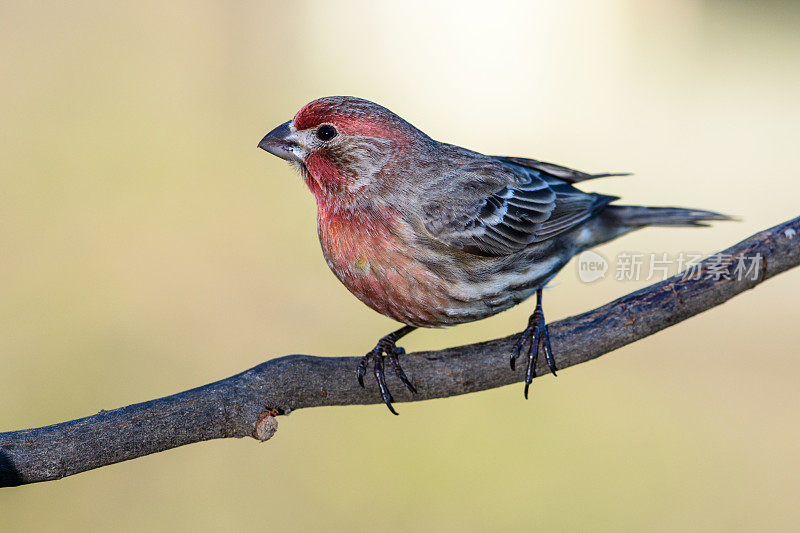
left=605, top=205, right=735, bottom=228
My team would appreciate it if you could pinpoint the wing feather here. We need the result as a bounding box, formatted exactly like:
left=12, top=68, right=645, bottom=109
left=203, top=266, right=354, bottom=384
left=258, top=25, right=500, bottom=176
left=420, top=150, right=617, bottom=257
left=493, top=156, right=630, bottom=183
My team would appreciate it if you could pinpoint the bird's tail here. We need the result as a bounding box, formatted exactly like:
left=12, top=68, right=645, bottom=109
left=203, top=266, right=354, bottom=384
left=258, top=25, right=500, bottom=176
left=604, top=205, right=735, bottom=228
left=580, top=205, right=734, bottom=251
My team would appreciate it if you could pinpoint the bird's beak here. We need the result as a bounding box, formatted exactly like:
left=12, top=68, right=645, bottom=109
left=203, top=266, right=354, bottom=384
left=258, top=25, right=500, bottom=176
left=258, top=120, right=307, bottom=164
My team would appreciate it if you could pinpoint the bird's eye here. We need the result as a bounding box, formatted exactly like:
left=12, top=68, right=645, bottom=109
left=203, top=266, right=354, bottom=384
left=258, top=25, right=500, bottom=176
left=316, top=124, right=338, bottom=141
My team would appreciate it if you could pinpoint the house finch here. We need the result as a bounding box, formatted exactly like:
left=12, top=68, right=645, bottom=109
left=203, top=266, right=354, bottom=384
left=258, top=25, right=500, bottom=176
left=258, top=96, right=729, bottom=414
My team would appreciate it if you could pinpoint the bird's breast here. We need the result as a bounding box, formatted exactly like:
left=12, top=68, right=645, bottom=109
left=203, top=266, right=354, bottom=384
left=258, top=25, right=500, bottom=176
left=315, top=204, right=568, bottom=327
left=316, top=205, right=453, bottom=327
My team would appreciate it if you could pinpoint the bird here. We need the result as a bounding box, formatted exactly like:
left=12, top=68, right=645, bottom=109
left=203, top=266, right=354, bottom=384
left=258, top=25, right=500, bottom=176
left=258, top=96, right=730, bottom=414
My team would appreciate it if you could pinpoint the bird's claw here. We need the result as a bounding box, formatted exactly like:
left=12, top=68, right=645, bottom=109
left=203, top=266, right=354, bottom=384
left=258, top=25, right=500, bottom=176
left=356, top=357, right=368, bottom=388
left=357, top=338, right=416, bottom=415
left=510, top=290, right=557, bottom=398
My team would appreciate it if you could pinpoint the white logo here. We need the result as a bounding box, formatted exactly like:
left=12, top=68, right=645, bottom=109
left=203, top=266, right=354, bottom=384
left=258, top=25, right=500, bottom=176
left=577, top=250, right=608, bottom=283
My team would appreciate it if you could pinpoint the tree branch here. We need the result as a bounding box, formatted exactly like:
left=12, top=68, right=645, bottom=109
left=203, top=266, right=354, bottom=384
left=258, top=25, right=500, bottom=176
left=2, top=216, right=799, bottom=487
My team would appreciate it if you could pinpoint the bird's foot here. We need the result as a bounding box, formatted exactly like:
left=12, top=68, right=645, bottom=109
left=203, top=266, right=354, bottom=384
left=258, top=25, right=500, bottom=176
left=509, top=289, right=557, bottom=398
left=357, top=331, right=417, bottom=415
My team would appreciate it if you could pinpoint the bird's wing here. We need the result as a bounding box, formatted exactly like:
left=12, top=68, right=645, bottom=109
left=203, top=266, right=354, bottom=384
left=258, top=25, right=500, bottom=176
left=421, top=154, right=617, bottom=257
left=494, top=155, right=630, bottom=183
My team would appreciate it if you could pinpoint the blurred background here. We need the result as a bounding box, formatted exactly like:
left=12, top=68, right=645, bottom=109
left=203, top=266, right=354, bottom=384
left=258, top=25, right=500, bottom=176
left=1, top=1, right=799, bottom=531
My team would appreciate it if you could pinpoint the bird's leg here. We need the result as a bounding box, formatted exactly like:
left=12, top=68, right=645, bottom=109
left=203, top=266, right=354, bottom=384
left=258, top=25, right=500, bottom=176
left=357, top=325, right=417, bottom=415
left=509, top=289, right=557, bottom=398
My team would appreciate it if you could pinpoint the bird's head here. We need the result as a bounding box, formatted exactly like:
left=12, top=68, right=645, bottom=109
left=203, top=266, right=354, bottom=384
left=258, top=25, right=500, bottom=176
left=258, top=96, right=427, bottom=203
